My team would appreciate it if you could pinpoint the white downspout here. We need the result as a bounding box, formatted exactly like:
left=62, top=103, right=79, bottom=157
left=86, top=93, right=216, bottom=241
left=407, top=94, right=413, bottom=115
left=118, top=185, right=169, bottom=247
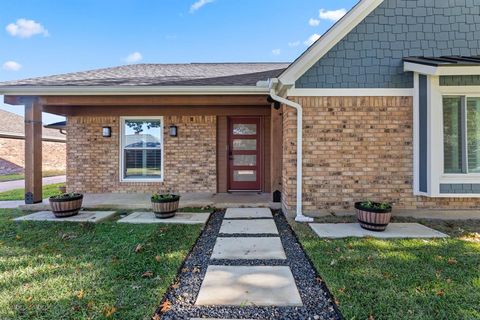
left=269, top=87, right=313, bottom=223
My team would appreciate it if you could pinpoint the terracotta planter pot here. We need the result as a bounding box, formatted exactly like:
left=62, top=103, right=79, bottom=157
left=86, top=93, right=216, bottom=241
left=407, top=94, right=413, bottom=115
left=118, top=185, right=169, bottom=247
left=49, top=194, right=83, bottom=218
left=354, top=202, right=392, bottom=232
left=152, top=195, right=180, bottom=219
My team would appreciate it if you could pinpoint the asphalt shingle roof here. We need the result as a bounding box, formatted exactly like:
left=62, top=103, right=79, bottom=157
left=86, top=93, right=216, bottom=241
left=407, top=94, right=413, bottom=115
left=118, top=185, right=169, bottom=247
left=0, top=63, right=290, bottom=87
left=0, top=109, right=65, bottom=139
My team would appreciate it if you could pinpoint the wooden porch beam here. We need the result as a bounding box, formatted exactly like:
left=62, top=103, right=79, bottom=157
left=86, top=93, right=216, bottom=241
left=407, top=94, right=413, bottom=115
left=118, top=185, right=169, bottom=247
left=38, top=95, right=270, bottom=106
left=24, top=98, right=43, bottom=204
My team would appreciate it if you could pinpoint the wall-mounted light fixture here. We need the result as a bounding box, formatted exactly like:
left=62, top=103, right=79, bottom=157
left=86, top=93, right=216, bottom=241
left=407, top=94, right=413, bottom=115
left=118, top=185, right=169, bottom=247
left=169, top=125, right=178, bottom=137
left=102, top=126, right=112, bottom=137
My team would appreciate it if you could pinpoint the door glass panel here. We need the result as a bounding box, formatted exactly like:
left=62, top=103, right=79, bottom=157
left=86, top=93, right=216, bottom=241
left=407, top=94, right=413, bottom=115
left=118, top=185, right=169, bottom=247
left=443, top=97, right=463, bottom=173
left=233, top=155, right=256, bottom=166
left=233, top=170, right=257, bottom=181
left=233, top=124, right=257, bottom=135
left=467, top=97, right=480, bottom=173
left=233, top=139, right=256, bottom=150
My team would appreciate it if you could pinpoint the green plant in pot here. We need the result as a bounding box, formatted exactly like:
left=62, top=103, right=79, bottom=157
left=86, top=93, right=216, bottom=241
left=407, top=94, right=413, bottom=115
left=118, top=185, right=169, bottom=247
left=151, top=193, right=181, bottom=219
left=354, top=200, right=393, bottom=231
left=49, top=193, right=83, bottom=218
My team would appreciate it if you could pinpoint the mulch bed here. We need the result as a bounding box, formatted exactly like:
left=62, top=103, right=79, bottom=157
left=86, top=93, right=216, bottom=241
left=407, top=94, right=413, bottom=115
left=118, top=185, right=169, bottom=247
left=154, top=210, right=342, bottom=320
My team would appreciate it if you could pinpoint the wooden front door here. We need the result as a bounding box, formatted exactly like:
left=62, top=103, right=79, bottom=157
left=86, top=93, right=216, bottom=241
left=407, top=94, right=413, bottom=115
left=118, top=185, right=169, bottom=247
left=228, top=117, right=262, bottom=191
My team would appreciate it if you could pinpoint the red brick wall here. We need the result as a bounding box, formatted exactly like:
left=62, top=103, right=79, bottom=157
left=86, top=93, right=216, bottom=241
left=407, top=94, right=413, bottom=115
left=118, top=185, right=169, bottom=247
left=0, top=137, right=66, bottom=175
left=66, top=116, right=216, bottom=194
left=282, top=96, right=480, bottom=214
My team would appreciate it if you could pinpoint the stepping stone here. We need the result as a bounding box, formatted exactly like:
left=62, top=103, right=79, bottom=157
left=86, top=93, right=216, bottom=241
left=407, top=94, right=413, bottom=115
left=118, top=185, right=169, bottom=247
left=219, top=219, right=278, bottom=234
left=224, top=208, right=272, bottom=219
left=310, top=223, right=448, bottom=239
left=211, top=237, right=286, bottom=260
left=13, top=211, right=116, bottom=223
left=118, top=212, right=211, bottom=225
left=195, top=265, right=303, bottom=306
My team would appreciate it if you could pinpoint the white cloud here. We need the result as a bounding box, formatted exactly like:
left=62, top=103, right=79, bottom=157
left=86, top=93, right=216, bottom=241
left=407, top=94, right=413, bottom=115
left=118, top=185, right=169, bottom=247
left=6, top=19, right=49, bottom=38
left=319, top=8, right=347, bottom=22
left=308, top=18, right=320, bottom=27
left=190, top=0, right=214, bottom=13
left=304, top=34, right=321, bottom=46
left=125, top=52, right=143, bottom=63
left=288, top=41, right=301, bottom=47
left=2, top=60, right=22, bottom=71
left=272, top=49, right=281, bottom=55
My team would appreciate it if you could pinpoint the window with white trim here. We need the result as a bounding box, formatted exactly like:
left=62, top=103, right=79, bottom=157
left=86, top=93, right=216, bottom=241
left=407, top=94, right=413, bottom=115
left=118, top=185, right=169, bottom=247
left=121, top=117, right=163, bottom=181
left=443, top=96, right=480, bottom=174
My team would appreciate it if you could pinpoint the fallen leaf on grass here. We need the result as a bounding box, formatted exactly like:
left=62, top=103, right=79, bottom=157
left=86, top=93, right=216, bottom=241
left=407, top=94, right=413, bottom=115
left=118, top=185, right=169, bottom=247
left=103, top=306, right=117, bottom=317
left=135, top=244, right=143, bottom=253
left=26, top=296, right=33, bottom=302
left=436, top=290, right=445, bottom=297
left=155, top=255, right=161, bottom=262
left=160, top=300, right=172, bottom=313
left=76, top=289, right=84, bottom=299
left=15, top=235, right=21, bottom=240
left=447, top=258, right=458, bottom=265
left=368, top=315, right=375, bottom=320
left=87, top=301, right=94, bottom=310
left=142, top=271, right=154, bottom=278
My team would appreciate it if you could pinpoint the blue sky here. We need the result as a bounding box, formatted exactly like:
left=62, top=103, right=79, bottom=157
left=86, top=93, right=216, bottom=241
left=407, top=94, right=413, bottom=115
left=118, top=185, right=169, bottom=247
left=0, top=0, right=357, bottom=123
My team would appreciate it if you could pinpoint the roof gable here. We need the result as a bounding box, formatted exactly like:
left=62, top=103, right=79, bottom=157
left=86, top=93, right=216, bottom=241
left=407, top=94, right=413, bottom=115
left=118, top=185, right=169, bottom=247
left=278, top=0, right=384, bottom=85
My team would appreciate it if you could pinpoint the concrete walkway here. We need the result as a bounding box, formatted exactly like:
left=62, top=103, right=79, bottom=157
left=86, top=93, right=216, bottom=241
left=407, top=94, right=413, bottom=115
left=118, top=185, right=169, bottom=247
left=195, top=208, right=302, bottom=307
left=0, top=175, right=65, bottom=192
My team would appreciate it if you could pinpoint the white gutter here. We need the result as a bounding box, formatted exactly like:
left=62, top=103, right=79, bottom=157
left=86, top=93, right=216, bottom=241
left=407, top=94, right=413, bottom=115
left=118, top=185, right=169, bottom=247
left=0, top=85, right=270, bottom=96
left=269, top=81, right=313, bottom=223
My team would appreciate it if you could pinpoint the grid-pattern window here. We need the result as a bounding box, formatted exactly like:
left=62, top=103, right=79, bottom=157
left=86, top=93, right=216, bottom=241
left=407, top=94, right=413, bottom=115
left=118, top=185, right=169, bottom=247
left=121, top=118, right=163, bottom=180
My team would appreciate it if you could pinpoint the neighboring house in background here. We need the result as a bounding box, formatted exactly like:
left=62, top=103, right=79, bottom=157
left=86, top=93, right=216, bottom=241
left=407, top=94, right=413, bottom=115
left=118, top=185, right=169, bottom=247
left=1, top=0, right=480, bottom=219
left=0, top=109, right=66, bottom=175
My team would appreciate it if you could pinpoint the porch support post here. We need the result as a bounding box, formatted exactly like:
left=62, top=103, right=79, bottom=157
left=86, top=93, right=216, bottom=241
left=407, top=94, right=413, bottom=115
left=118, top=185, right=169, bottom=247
left=24, top=98, right=43, bottom=204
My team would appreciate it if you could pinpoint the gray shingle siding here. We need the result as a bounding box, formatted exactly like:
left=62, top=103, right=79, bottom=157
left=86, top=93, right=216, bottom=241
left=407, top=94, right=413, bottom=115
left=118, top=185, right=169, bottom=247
left=296, top=0, right=480, bottom=89
left=440, top=75, right=480, bottom=86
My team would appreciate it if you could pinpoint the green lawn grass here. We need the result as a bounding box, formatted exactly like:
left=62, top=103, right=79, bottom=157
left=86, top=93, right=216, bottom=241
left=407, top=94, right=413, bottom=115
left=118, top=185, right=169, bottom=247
left=0, top=183, right=64, bottom=201
left=0, top=209, right=202, bottom=319
left=292, top=216, right=480, bottom=320
left=0, top=170, right=66, bottom=182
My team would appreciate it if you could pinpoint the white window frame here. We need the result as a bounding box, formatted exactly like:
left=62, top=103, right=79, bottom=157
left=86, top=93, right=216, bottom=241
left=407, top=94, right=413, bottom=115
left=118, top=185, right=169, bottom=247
left=120, top=116, right=164, bottom=182
left=441, top=95, right=480, bottom=177
left=413, top=73, right=480, bottom=197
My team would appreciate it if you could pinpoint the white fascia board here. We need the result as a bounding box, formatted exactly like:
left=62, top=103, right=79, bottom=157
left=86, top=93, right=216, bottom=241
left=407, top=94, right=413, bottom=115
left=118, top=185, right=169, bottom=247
left=287, top=88, right=414, bottom=97
left=404, top=62, right=480, bottom=76
left=278, top=0, right=384, bottom=85
left=0, top=85, right=270, bottom=96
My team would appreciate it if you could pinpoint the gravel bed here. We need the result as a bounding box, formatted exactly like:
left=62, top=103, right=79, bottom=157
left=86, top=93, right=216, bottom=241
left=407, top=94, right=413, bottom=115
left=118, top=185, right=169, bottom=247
left=154, top=210, right=342, bottom=320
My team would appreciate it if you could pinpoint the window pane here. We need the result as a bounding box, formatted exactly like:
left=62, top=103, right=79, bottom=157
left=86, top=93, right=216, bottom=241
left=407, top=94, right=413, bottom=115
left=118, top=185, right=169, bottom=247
left=233, top=170, right=256, bottom=181
left=233, top=124, right=256, bottom=135
left=124, top=120, right=161, bottom=148
left=233, top=155, right=256, bottom=166
left=443, top=97, right=463, bottom=173
left=124, top=149, right=162, bottom=178
left=467, top=98, right=480, bottom=173
left=233, top=139, right=256, bottom=150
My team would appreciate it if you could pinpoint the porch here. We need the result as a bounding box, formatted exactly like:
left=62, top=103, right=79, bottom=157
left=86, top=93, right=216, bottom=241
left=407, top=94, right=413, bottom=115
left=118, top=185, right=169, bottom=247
left=19, top=192, right=281, bottom=211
